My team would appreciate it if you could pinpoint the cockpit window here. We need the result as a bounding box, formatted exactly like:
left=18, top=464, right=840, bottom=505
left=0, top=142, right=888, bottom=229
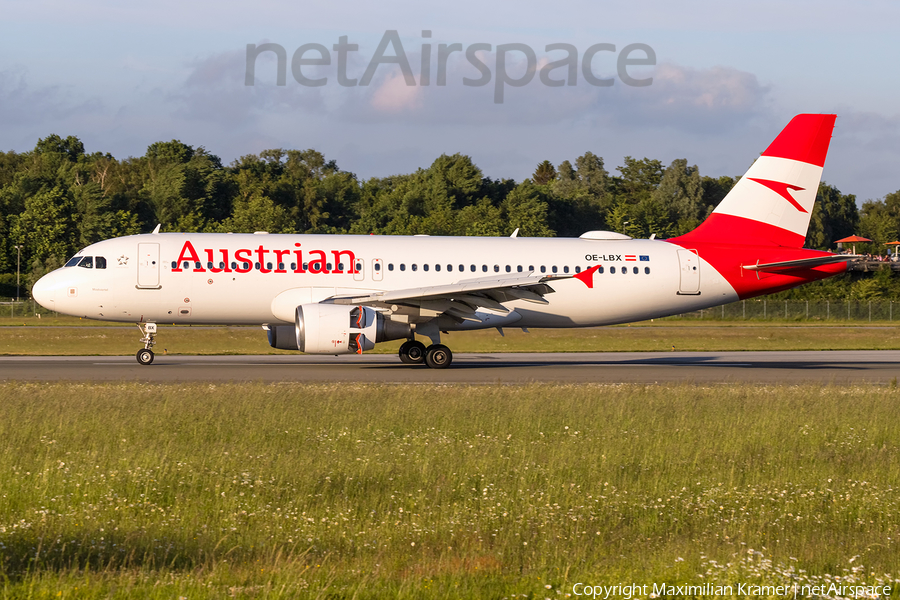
left=95, top=256, right=107, bottom=269
left=77, top=256, right=93, bottom=269
left=65, top=256, right=82, bottom=267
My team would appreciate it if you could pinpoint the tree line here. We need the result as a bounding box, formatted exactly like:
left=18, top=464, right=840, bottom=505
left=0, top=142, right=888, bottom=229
left=2, top=133, right=898, bottom=299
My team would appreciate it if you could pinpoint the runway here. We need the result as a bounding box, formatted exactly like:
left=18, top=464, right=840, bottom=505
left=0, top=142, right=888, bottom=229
left=2, top=351, right=900, bottom=384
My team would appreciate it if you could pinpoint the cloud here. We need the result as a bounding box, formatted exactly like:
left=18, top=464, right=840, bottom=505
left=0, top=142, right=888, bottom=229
left=370, top=71, right=423, bottom=113
left=0, top=69, right=106, bottom=149
left=174, top=48, right=329, bottom=125
left=608, top=64, right=771, bottom=132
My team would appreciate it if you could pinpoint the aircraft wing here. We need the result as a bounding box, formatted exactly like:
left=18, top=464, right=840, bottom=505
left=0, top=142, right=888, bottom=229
left=742, top=254, right=857, bottom=273
left=328, top=273, right=563, bottom=321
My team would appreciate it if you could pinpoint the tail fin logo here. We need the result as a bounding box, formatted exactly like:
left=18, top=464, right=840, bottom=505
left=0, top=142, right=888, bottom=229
left=747, top=178, right=807, bottom=214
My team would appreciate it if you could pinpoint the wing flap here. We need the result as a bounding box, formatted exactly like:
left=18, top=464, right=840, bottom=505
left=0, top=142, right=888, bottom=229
left=328, top=273, right=561, bottom=314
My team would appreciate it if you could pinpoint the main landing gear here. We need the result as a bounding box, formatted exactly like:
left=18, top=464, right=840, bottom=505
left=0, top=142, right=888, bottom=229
left=136, top=322, right=157, bottom=365
left=398, top=340, right=453, bottom=369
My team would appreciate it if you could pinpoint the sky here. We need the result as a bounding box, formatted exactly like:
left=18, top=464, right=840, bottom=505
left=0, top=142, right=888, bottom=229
left=2, top=0, right=899, bottom=202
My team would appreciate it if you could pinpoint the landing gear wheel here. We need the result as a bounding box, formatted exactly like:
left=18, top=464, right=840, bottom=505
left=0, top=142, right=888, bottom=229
left=399, top=340, right=427, bottom=364
left=136, top=348, right=155, bottom=365
left=424, top=344, right=452, bottom=369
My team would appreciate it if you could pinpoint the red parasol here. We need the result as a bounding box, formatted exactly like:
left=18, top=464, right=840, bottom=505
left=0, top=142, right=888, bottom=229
left=835, top=235, right=872, bottom=255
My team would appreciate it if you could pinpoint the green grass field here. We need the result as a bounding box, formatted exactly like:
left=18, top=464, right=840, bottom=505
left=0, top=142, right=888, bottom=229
left=1, top=382, right=898, bottom=598
left=3, top=320, right=900, bottom=356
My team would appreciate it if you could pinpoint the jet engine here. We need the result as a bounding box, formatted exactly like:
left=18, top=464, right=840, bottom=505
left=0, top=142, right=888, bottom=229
left=268, top=304, right=411, bottom=354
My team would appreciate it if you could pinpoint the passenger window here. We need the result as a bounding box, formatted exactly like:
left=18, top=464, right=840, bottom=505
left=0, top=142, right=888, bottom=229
left=290, top=263, right=297, bottom=270
left=470, top=265, right=476, bottom=272
left=621, top=267, right=627, bottom=274
left=645, top=267, right=650, bottom=274
left=95, top=257, right=107, bottom=269
left=423, top=264, right=429, bottom=272
left=412, top=264, right=418, bottom=272
left=326, top=263, right=332, bottom=271
left=574, top=266, right=581, bottom=273
left=388, top=263, right=394, bottom=271
left=447, top=264, right=453, bottom=272
left=435, top=264, right=441, bottom=271
left=400, top=264, right=406, bottom=271
left=540, top=266, right=546, bottom=273
left=267, top=262, right=273, bottom=270
left=303, top=263, right=309, bottom=270
left=195, top=262, right=202, bottom=269
left=633, top=267, right=638, bottom=274
left=505, top=265, right=511, bottom=272
left=528, top=265, right=535, bottom=271
left=563, top=266, right=569, bottom=274
left=78, top=257, right=93, bottom=269
left=171, top=261, right=177, bottom=269
left=183, top=261, right=190, bottom=270
left=254, top=262, right=261, bottom=270
left=207, top=262, right=214, bottom=269
left=598, top=266, right=604, bottom=273
left=277, top=262, right=284, bottom=270
left=552, top=266, right=558, bottom=274
left=338, top=263, right=344, bottom=271
left=375, top=263, right=381, bottom=271
left=494, top=265, right=499, bottom=272
left=610, top=266, right=616, bottom=274
left=65, top=257, right=81, bottom=267
left=231, top=262, right=237, bottom=269
left=517, top=265, right=523, bottom=273
left=243, top=262, right=251, bottom=271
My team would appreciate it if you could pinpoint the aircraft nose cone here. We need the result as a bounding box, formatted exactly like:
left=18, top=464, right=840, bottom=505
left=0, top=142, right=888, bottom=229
left=32, top=273, right=56, bottom=310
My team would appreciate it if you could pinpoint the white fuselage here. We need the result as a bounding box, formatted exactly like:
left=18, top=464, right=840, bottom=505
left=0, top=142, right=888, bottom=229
left=34, top=232, right=738, bottom=329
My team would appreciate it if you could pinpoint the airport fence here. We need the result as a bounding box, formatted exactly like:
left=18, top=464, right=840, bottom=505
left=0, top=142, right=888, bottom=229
left=674, top=299, right=900, bottom=322
left=0, top=299, right=54, bottom=318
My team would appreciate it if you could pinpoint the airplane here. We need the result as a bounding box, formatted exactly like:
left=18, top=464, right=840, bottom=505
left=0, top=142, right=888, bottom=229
left=32, top=114, right=853, bottom=368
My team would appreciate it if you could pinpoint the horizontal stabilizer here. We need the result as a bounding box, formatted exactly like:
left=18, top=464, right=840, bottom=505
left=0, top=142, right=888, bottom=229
left=742, top=254, right=857, bottom=273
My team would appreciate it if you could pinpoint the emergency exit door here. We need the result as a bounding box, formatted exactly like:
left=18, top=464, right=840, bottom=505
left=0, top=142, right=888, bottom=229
left=677, top=249, right=700, bottom=295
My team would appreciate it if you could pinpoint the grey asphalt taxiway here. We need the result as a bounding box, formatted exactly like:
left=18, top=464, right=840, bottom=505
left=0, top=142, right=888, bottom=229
left=2, top=351, right=900, bottom=384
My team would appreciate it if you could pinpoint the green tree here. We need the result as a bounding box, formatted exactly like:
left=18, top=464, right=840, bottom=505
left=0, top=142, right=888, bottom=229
left=648, top=158, right=703, bottom=236
left=613, top=156, right=664, bottom=204
left=502, top=181, right=554, bottom=237
left=10, top=186, right=76, bottom=267
left=806, top=183, right=859, bottom=250
left=218, top=193, right=297, bottom=234
left=532, top=160, right=557, bottom=185
left=858, top=190, right=900, bottom=249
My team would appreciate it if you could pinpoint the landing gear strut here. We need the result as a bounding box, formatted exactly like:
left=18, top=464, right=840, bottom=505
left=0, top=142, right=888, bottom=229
left=136, top=322, right=157, bottom=365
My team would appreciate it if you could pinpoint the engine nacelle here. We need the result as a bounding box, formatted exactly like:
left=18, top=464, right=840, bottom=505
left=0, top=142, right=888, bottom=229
left=267, top=325, right=300, bottom=350
left=291, top=303, right=411, bottom=354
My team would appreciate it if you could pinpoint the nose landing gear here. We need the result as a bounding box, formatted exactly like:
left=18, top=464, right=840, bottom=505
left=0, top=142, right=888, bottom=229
left=136, top=322, right=157, bottom=365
